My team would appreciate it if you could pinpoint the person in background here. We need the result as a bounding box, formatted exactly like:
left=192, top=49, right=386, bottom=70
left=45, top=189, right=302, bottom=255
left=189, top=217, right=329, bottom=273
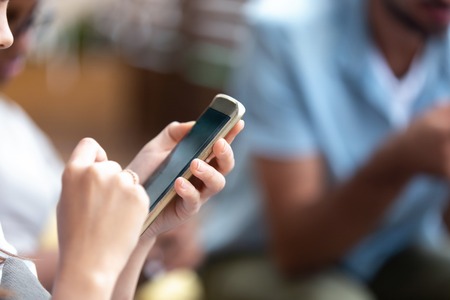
left=159, top=0, right=450, bottom=299
left=0, top=0, right=63, bottom=290
left=221, top=0, right=450, bottom=299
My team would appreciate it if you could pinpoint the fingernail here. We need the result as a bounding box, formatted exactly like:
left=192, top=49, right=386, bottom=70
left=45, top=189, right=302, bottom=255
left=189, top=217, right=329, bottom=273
left=221, top=140, right=227, bottom=154
left=196, top=160, right=204, bottom=172
left=179, top=178, right=187, bottom=190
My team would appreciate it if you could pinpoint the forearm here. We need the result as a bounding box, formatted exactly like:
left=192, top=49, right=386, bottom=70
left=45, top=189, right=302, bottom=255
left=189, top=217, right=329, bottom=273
left=111, top=236, right=156, bottom=300
left=52, top=261, right=119, bottom=300
left=445, top=202, right=450, bottom=233
left=268, top=141, right=413, bottom=275
left=51, top=236, right=155, bottom=300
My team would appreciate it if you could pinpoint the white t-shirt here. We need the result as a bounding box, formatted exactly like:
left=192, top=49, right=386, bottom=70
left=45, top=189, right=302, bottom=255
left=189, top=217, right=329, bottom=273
left=370, top=46, right=428, bottom=128
left=0, top=96, right=63, bottom=254
left=0, top=222, right=37, bottom=282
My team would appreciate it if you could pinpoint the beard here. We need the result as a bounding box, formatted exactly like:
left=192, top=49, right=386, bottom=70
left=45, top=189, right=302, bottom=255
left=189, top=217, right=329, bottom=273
left=381, top=0, right=449, bottom=36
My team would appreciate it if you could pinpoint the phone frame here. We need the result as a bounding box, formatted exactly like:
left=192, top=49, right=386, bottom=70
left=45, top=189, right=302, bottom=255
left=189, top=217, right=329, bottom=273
left=141, top=94, right=245, bottom=234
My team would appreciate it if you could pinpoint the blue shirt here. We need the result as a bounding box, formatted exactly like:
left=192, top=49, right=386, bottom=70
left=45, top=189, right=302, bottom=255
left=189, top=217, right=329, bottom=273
left=228, top=0, right=450, bottom=280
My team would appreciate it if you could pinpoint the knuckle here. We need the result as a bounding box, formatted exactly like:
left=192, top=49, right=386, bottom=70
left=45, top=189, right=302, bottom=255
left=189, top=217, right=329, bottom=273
left=110, top=161, right=122, bottom=170
left=218, top=148, right=235, bottom=173
left=62, top=163, right=90, bottom=183
left=85, top=164, right=100, bottom=179
left=113, top=173, right=127, bottom=188
left=62, top=165, right=77, bottom=183
left=216, top=175, right=226, bottom=191
left=205, top=166, right=216, bottom=181
left=226, top=158, right=235, bottom=173
left=167, top=121, right=181, bottom=134
left=168, top=121, right=180, bottom=128
left=79, top=137, right=98, bottom=148
left=180, top=198, right=200, bottom=219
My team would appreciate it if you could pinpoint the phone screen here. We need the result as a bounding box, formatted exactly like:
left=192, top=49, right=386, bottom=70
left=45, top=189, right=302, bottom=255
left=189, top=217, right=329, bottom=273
left=144, top=107, right=231, bottom=211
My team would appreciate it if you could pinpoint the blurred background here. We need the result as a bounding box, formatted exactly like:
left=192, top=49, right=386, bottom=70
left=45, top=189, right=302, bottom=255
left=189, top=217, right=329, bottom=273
left=0, top=1, right=312, bottom=299
left=2, top=0, right=252, bottom=165
left=4, top=1, right=449, bottom=300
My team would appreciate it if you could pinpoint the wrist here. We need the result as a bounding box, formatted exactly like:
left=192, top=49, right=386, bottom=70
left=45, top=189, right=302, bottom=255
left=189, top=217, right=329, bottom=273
left=109, top=237, right=157, bottom=300
left=376, top=134, right=417, bottom=181
left=53, top=260, right=118, bottom=300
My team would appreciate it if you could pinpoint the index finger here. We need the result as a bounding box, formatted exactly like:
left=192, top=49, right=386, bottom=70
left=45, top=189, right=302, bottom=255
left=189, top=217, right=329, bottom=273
left=224, top=120, right=245, bottom=145
left=67, top=138, right=108, bottom=167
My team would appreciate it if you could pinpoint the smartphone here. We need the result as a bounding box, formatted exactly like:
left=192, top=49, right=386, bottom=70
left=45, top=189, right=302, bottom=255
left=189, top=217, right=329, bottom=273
left=141, top=94, right=245, bottom=233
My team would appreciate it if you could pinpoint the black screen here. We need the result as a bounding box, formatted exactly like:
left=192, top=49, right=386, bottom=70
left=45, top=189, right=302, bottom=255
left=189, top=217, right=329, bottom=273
left=144, top=108, right=231, bottom=210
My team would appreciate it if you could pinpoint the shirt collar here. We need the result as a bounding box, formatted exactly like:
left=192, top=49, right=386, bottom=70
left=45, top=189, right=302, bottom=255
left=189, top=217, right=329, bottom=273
left=337, top=0, right=450, bottom=122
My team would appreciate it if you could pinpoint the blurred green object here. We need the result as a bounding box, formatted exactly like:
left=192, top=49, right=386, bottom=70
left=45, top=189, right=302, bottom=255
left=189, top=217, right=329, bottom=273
left=181, top=42, right=234, bottom=90
left=64, top=17, right=113, bottom=56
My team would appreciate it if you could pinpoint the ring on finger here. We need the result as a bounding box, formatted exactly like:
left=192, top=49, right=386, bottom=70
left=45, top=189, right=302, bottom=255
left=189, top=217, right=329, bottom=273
left=122, top=168, right=139, bottom=185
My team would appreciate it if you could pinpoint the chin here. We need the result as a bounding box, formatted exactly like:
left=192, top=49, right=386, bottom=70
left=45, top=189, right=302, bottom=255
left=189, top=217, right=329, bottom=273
left=424, top=23, right=450, bottom=36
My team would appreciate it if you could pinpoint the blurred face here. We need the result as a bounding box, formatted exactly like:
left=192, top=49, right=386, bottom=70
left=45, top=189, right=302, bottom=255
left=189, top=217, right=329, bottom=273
left=382, top=0, right=450, bottom=35
left=0, top=1, right=13, bottom=49
left=0, top=0, right=37, bottom=85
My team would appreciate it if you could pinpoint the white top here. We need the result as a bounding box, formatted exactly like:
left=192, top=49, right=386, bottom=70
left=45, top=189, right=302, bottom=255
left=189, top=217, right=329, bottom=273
left=0, top=222, right=17, bottom=282
left=370, top=46, right=428, bottom=128
left=0, top=222, right=37, bottom=282
left=0, top=96, right=63, bottom=254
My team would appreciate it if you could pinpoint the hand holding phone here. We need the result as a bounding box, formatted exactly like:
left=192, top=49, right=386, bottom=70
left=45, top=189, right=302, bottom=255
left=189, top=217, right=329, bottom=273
left=141, top=94, right=245, bottom=234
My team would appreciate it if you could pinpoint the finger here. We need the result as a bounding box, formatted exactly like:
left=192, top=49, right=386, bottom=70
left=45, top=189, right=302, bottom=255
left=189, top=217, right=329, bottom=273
left=101, top=163, right=149, bottom=210
left=91, top=160, right=123, bottom=180
left=68, top=138, right=108, bottom=166
left=223, top=120, right=245, bottom=145
left=211, top=139, right=235, bottom=175
left=120, top=169, right=140, bottom=185
left=190, top=159, right=226, bottom=199
left=205, top=121, right=243, bottom=164
left=173, top=177, right=202, bottom=218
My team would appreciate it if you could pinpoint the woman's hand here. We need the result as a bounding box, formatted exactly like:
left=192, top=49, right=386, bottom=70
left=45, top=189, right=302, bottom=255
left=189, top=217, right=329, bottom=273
left=127, top=120, right=244, bottom=238
left=111, top=120, right=243, bottom=300
left=53, top=138, right=149, bottom=300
